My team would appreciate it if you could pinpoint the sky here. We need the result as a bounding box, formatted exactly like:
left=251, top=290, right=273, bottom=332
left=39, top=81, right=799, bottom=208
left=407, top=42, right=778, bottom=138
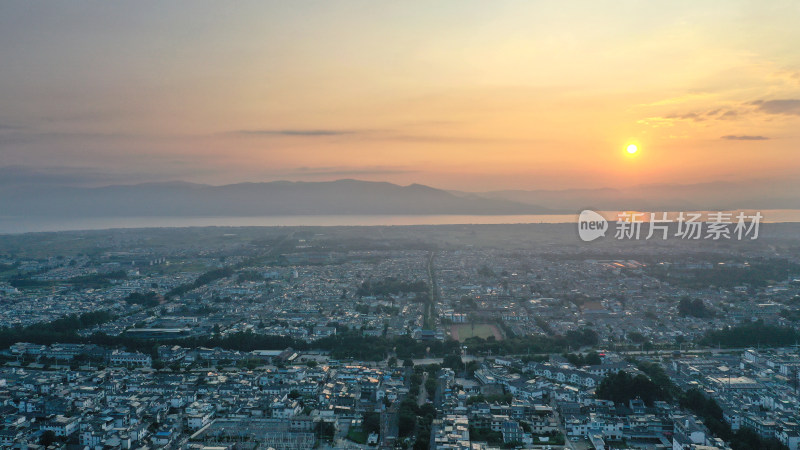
left=1, top=1, right=799, bottom=191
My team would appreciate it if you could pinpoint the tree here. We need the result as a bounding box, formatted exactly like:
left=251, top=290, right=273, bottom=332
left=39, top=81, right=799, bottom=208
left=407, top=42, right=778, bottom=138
left=442, top=354, right=463, bottom=371
left=125, top=291, right=161, bottom=307
left=398, top=403, right=417, bottom=436
left=638, top=361, right=679, bottom=401
left=387, top=356, right=397, bottom=367
left=363, top=411, right=381, bottom=435
left=678, top=297, right=712, bottom=317
left=477, top=265, right=496, bottom=278
left=403, top=358, right=414, bottom=367
left=565, top=352, right=601, bottom=367
left=40, top=430, right=56, bottom=446
left=596, top=371, right=667, bottom=406
left=564, top=327, right=599, bottom=347
left=317, top=421, right=336, bottom=442
left=425, top=377, right=438, bottom=398
left=699, top=321, right=800, bottom=348
left=627, top=331, right=647, bottom=344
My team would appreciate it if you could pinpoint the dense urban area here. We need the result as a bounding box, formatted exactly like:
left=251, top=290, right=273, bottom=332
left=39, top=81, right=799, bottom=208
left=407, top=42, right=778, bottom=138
left=1, top=223, right=800, bottom=450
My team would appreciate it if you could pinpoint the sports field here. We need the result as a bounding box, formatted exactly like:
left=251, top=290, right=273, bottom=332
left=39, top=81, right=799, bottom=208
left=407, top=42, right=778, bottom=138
left=450, top=323, right=503, bottom=342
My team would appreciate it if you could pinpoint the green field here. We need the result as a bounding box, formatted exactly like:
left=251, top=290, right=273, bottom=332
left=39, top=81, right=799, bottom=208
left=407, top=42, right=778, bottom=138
left=450, top=324, right=502, bottom=342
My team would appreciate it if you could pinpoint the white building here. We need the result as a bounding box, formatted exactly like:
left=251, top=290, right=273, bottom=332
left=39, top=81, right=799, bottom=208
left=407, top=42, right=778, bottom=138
left=109, top=350, right=152, bottom=367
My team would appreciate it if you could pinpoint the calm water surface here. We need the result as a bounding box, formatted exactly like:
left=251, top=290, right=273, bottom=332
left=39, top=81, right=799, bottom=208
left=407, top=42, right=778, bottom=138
left=1, top=210, right=799, bottom=234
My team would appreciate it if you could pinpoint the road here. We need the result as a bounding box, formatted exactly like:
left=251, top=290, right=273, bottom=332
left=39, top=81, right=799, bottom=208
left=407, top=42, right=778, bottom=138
left=417, top=371, right=429, bottom=406
left=550, top=397, right=576, bottom=450
left=424, top=251, right=438, bottom=329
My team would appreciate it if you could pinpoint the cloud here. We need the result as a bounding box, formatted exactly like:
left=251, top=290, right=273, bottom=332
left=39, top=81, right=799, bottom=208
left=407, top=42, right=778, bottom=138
left=0, top=129, right=150, bottom=147
left=235, top=129, right=356, bottom=136
left=284, top=166, right=418, bottom=177
left=0, top=165, right=148, bottom=187
left=231, top=128, right=508, bottom=144
left=666, top=112, right=706, bottom=121
left=373, top=133, right=503, bottom=144
left=721, top=135, right=769, bottom=141
left=664, top=107, right=746, bottom=122
left=717, top=110, right=739, bottom=119
left=751, top=99, right=800, bottom=116
left=640, top=104, right=761, bottom=128
left=646, top=98, right=800, bottom=127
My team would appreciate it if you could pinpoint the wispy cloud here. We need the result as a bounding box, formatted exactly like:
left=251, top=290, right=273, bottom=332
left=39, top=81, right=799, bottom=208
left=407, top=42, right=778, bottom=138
left=0, top=129, right=153, bottom=147
left=373, top=133, right=504, bottom=144
left=721, top=135, right=769, bottom=141
left=751, top=99, right=800, bottom=116
left=284, top=166, right=418, bottom=177
left=231, top=128, right=510, bottom=144
left=639, top=102, right=771, bottom=128
left=665, top=108, right=746, bottom=122
left=0, top=165, right=158, bottom=187
left=235, top=129, right=356, bottom=137
left=666, top=112, right=706, bottom=121
left=718, top=110, right=739, bottom=119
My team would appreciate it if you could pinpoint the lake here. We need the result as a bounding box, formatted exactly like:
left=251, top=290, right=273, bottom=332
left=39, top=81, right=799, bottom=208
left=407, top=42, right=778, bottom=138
left=1, top=209, right=799, bottom=234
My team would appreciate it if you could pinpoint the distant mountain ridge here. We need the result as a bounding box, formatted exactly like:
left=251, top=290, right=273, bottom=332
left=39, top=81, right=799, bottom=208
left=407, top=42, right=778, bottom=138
left=460, top=179, right=800, bottom=211
left=1, top=174, right=797, bottom=219
left=0, top=179, right=554, bottom=217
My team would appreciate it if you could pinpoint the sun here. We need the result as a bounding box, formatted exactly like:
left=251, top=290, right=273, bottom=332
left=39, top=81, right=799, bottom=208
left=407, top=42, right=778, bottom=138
left=626, top=144, right=639, bottom=154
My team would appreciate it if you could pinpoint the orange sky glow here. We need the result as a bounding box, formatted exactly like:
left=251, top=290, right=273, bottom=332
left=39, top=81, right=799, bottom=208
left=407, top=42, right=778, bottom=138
left=1, top=1, right=799, bottom=190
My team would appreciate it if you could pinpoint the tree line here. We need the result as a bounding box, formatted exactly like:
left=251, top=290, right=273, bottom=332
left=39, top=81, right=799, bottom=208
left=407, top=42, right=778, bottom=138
left=356, top=277, right=428, bottom=297
left=0, top=311, right=115, bottom=349
left=699, top=321, right=800, bottom=348
left=9, top=270, right=127, bottom=289
left=165, top=266, right=234, bottom=298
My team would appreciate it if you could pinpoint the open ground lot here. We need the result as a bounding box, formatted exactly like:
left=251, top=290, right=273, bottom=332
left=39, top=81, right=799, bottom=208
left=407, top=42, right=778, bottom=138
left=450, top=323, right=503, bottom=342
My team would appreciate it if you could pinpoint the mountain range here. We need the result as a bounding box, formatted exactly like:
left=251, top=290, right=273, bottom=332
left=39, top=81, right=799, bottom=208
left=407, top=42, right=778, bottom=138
left=1, top=174, right=797, bottom=218
left=455, top=179, right=800, bottom=212
left=0, top=179, right=551, bottom=217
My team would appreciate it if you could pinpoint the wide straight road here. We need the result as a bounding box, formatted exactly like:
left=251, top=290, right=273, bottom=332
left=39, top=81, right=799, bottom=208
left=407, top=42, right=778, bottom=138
left=424, top=251, right=439, bottom=329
